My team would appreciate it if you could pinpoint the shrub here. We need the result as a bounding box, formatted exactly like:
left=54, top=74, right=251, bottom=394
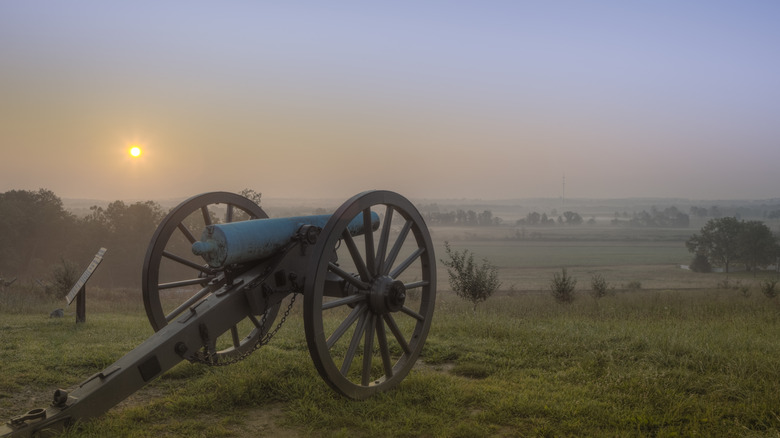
left=738, top=282, right=752, bottom=298
left=589, top=273, right=611, bottom=300
left=550, top=268, right=577, bottom=303
left=47, top=259, right=80, bottom=298
left=689, top=253, right=712, bottom=273
left=717, top=278, right=752, bottom=297
left=717, top=278, right=733, bottom=290
left=760, top=279, right=778, bottom=299
left=624, top=280, right=642, bottom=291
left=440, top=242, right=501, bottom=313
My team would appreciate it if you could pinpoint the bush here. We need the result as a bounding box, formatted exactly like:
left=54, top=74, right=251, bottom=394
left=717, top=279, right=733, bottom=290
left=624, top=280, right=642, bottom=291
left=589, top=273, right=611, bottom=300
left=550, top=268, right=577, bottom=303
left=716, top=278, right=752, bottom=297
left=47, top=259, right=80, bottom=298
left=689, top=253, right=712, bottom=273
left=760, top=279, right=778, bottom=299
left=737, top=282, right=751, bottom=298
left=440, top=242, right=501, bottom=313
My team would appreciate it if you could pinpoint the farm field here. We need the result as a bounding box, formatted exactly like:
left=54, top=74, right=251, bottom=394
left=431, top=224, right=702, bottom=292
left=2, top=224, right=780, bottom=437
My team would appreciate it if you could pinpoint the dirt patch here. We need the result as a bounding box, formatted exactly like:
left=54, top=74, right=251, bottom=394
left=231, top=404, right=304, bottom=438
left=0, top=386, right=53, bottom=420
left=414, top=360, right=456, bottom=373
left=0, top=382, right=169, bottom=424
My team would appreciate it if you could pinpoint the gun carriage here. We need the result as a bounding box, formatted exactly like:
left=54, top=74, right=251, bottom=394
left=2, top=190, right=436, bottom=437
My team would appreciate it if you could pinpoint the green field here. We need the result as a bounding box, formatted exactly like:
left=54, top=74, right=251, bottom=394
left=434, top=224, right=704, bottom=292
left=2, top=224, right=780, bottom=437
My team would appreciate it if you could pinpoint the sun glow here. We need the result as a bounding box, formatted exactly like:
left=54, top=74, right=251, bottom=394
left=129, top=146, right=142, bottom=157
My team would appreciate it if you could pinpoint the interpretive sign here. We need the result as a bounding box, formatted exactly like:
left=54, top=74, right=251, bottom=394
left=66, top=247, right=107, bottom=322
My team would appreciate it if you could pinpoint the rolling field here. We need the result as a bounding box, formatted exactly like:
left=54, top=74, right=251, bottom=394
left=2, top=223, right=779, bottom=436
left=433, top=224, right=701, bottom=291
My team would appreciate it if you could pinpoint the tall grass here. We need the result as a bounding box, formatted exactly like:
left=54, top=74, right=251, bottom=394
left=2, top=288, right=779, bottom=436
left=427, top=291, right=780, bottom=436
left=0, top=284, right=145, bottom=315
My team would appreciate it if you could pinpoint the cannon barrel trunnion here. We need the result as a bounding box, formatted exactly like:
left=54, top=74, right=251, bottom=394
left=2, top=190, right=436, bottom=437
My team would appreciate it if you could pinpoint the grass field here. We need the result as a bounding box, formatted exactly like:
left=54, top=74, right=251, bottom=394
left=2, top=223, right=780, bottom=437
left=434, top=224, right=707, bottom=292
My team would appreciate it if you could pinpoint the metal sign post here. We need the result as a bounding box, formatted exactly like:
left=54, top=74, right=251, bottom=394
left=66, top=247, right=107, bottom=323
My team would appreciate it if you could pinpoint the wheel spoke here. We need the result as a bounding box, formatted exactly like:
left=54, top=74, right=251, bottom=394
left=376, top=317, right=393, bottom=378
left=164, top=285, right=212, bottom=322
left=158, top=277, right=210, bottom=290
left=362, top=313, right=376, bottom=386
left=327, top=303, right=366, bottom=349
left=383, top=313, right=411, bottom=355
left=383, top=220, right=412, bottom=275
left=341, top=310, right=369, bottom=376
left=341, top=231, right=370, bottom=282
left=248, top=313, right=261, bottom=328
left=375, top=206, right=394, bottom=274
left=230, top=325, right=240, bottom=347
left=226, top=204, right=234, bottom=223
left=322, top=294, right=366, bottom=310
left=362, top=209, right=376, bottom=277
left=162, top=250, right=215, bottom=275
left=400, top=305, right=425, bottom=321
left=201, top=206, right=212, bottom=225
left=328, top=262, right=370, bottom=290
left=389, top=247, right=425, bottom=279
left=177, top=223, right=197, bottom=244
left=404, top=280, right=429, bottom=290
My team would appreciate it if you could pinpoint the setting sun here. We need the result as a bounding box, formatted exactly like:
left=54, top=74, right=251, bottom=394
left=129, top=146, right=142, bottom=157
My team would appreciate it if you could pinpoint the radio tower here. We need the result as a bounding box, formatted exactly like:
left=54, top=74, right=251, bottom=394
left=562, top=174, right=566, bottom=209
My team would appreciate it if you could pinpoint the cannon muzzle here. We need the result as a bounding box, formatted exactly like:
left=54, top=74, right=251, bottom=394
left=192, top=212, right=380, bottom=268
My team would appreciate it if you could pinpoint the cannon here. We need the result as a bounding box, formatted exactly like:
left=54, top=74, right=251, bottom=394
left=2, top=190, right=436, bottom=437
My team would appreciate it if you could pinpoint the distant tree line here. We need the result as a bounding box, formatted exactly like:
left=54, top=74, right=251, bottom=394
left=516, top=211, right=556, bottom=226
left=422, top=202, right=780, bottom=230
left=689, top=204, right=780, bottom=220
left=516, top=211, right=585, bottom=226
left=0, top=188, right=262, bottom=290
left=423, top=209, right=502, bottom=226
left=611, top=206, right=690, bottom=228
left=0, top=189, right=167, bottom=289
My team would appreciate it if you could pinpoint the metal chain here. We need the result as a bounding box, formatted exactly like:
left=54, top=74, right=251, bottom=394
left=193, top=289, right=299, bottom=366
left=191, top=239, right=307, bottom=366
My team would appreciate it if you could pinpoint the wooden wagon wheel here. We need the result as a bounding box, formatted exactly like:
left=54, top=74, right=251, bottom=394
left=142, top=192, right=280, bottom=362
left=304, top=190, right=436, bottom=399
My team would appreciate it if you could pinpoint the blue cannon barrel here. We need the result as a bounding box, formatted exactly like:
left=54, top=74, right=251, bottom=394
left=192, top=212, right=380, bottom=268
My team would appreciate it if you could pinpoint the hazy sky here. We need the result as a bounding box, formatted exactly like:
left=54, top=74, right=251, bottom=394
left=2, top=1, right=779, bottom=201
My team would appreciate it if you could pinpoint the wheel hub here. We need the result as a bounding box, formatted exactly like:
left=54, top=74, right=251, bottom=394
left=369, top=275, right=406, bottom=314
